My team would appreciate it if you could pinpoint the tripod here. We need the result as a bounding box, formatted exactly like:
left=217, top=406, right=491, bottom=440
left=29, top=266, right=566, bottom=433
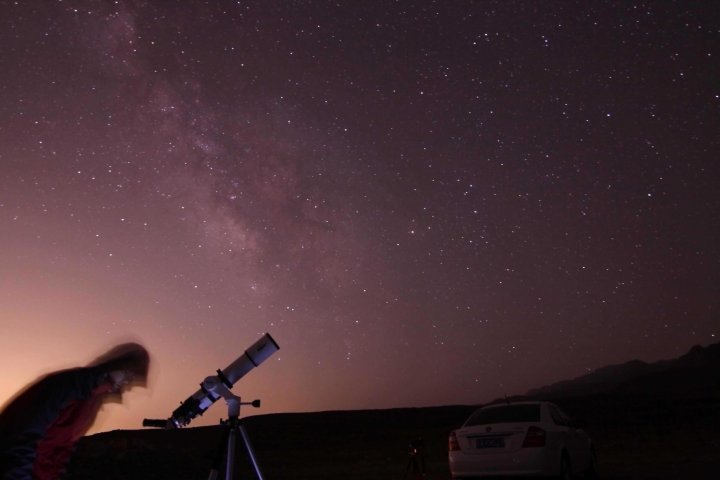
left=402, top=437, right=426, bottom=480
left=208, top=393, right=265, bottom=480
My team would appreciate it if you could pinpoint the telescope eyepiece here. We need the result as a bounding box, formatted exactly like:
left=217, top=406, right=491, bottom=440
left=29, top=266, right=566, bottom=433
left=143, top=418, right=173, bottom=428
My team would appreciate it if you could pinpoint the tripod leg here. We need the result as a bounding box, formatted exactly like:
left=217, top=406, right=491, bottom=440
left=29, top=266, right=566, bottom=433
left=238, top=424, right=265, bottom=480
left=208, top=427, right=230, bottom=480
left=226, top=427, right=238, bottom=480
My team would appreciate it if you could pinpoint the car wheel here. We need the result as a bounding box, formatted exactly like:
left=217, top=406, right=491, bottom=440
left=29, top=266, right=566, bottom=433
left=558, top=454, right=573, bottom=480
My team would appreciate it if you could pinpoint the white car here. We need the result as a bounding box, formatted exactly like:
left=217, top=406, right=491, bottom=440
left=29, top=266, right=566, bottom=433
left=449, top=401, right=596, bottom=479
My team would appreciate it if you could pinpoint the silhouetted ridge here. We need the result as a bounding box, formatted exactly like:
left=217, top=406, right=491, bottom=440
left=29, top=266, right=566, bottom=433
left=526, top=341, right=720, bottom=399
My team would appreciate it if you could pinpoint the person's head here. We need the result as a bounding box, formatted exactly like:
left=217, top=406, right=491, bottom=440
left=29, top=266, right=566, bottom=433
left=90, top=342, right=150, bottom=392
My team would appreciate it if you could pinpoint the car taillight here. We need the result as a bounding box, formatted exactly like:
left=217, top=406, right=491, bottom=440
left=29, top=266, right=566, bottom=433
left=522, top=426, right=546, bottom=448
left=449, top=431, right=460, bottom=451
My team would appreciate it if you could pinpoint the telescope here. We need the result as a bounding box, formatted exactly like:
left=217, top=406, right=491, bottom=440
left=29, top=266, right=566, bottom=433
left=144, top=332, right=279, bottom=428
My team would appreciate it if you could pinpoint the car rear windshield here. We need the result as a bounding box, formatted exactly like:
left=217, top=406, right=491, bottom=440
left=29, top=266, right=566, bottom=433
left=465, top=404, right=541, bottom=426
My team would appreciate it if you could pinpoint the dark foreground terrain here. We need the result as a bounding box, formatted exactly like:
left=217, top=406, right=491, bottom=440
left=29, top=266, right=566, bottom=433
left=67, top=393, right=719, bottom=480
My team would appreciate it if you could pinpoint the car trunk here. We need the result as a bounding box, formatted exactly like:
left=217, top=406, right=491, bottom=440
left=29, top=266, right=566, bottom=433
left=457, top=424, right=531, bottom=454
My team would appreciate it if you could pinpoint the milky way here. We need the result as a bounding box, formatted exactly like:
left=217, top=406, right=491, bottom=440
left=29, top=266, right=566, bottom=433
left=1, top=1, right=718, bottom=432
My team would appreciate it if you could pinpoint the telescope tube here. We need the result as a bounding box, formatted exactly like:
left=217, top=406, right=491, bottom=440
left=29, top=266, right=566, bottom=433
left=167, top=333, right=279, bottom=427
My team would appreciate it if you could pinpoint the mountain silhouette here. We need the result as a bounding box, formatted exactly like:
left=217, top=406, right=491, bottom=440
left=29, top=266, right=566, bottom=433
left=526, top=341, right=720, bottom=399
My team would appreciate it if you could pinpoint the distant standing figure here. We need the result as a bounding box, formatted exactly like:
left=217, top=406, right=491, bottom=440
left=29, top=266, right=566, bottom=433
left=0, top=343, right=150, bottom=480
left=404, top=436, right=426, bottom=479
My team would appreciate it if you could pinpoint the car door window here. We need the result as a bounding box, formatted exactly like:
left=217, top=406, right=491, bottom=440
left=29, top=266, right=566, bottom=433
left=550, top=406, right=567, bottom=426
left=556, top=406, right=577, bottom=428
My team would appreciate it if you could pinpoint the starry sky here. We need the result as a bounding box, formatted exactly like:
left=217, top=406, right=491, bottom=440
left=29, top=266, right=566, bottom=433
left=1, top=1, right=718, bottom=433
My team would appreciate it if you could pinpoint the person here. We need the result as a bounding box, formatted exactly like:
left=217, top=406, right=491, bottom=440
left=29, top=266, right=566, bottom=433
left=0, top=343, right=150, bottom=480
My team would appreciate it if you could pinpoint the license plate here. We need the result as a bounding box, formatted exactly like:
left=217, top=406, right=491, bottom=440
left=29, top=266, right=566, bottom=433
left=476, top=437, right=504, bottom=448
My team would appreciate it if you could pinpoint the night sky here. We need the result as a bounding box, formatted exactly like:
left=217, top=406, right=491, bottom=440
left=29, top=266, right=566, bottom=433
left=1, top=1, right=718, bottom=433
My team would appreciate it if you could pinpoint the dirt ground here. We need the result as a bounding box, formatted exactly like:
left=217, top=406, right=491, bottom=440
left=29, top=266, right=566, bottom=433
left=68, top=398, right=720, bottom=479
